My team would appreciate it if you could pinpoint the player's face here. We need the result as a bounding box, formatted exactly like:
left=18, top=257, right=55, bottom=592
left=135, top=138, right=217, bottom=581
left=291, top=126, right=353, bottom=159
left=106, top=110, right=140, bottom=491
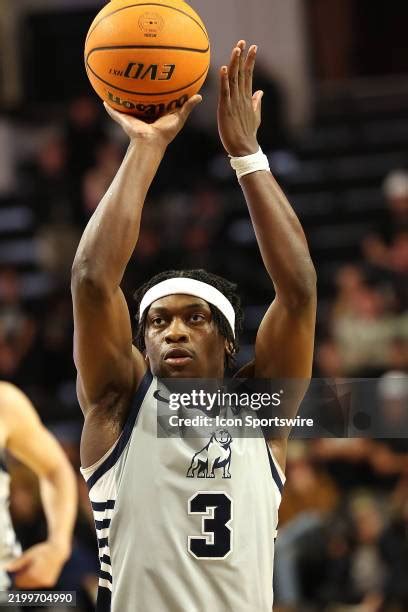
left=144, top=295, right=227, bottom=378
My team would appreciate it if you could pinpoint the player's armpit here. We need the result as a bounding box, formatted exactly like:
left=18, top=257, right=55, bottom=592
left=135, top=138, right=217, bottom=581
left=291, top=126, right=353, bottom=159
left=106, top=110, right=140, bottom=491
left=71, top=272, right=146, bottom=411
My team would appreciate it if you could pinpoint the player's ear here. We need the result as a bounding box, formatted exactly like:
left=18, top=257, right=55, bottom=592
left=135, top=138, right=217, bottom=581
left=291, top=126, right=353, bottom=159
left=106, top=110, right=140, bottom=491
left=224, top=340, right=235, bottom=356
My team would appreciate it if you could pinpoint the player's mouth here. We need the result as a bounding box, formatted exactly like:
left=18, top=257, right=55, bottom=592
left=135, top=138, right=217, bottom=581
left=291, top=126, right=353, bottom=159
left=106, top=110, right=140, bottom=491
left=164, top=348, right=193, bottom=367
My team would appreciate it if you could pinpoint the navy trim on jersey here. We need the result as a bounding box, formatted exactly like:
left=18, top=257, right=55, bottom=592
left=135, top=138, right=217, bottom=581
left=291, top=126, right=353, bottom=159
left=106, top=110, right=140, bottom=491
left=86, top=369, right=153, bottom=491
left=96, top=585, right=112, bottom=612
left=92, top=500, right=115, bottom=511
left=95, top=518, right=111, bottom=530
left=264, top=440, right=284, bottom=494
left=98, top=537, right=109, bottom=548
left=100, top=570, right=112, bottom=583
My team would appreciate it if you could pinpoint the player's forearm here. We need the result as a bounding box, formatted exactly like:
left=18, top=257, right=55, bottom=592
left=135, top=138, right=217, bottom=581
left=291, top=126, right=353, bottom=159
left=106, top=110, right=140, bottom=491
left=241, top=170, right=316, bottom=308
left=72, top=139, right=166, bottom=290
left=39, top=461, right=77, bottom=561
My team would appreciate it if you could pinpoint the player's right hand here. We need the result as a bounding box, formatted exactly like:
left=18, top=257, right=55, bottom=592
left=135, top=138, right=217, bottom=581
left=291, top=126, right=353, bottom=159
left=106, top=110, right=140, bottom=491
left=103, top=95, right=202, bottom=147
left=5, top=541, right=69, bottom=589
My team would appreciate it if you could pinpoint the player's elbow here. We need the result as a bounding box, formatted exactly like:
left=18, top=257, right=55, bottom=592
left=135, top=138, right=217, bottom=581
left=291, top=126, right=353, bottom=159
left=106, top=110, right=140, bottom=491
left=303, top=261, right=317, bottom=295
left=299, top=263, right=317, bottom=303
left=285, top=261, right=317, bottom=310
left=71, top=259, right=109, bottom=299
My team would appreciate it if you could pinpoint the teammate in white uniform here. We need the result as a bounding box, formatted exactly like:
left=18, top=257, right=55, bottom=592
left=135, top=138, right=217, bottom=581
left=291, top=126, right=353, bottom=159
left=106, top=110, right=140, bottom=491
left=0, top=450, right=21, bottom=592
left=0, top=382, right=77, bottom=591
left=72, top=41, right=316, bottom=611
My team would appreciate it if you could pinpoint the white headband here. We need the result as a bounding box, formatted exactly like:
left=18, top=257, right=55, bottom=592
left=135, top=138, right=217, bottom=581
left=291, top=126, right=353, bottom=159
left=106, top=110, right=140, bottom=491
left=139, top=278, right=235, bottom=337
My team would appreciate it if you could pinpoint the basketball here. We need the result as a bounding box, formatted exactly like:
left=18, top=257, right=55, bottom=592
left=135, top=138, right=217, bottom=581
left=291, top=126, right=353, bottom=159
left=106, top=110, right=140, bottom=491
left=84, top=0, right=210, bottom=120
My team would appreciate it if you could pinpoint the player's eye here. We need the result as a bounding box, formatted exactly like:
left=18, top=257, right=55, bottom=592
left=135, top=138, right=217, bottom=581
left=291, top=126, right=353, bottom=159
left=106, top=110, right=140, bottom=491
left=190, top=313, right=205, bottom=323
left=151, top=317, right=165, bottom=326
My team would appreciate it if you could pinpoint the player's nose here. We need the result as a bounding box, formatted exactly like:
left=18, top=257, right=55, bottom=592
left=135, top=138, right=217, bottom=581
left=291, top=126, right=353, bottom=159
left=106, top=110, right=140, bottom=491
left=164, top=318, right=189, bottom=343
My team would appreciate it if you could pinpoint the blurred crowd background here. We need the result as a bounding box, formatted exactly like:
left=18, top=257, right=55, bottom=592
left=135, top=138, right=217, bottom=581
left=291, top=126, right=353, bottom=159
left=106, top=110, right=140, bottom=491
left=0, top=1, right=407, bottom=611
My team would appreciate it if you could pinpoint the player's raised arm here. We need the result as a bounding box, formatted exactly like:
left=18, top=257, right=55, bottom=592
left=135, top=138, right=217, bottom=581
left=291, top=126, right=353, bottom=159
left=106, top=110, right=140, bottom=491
left=0, top=383, right=77, bottom=589
left=71, top=97, right=202, bottom=412
left=218, top=42, right=316, bottom=460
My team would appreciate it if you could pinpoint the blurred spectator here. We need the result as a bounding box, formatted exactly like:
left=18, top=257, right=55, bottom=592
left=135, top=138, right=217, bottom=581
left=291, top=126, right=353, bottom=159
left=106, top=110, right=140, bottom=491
left=359, top=170, right=408, bottom=321
left=380, top=477, right=408, bottom=608
left=363, top=170, right=408, bottom=250
left=381, top=170, right=408, bottom=239
left=36, top=223, right=80, bottom=282
left=348, top=493, right=387, bottom=602
left=331, top=264, right=366, bottom=319
left=64, top=96, right=107, bottom=179
left=274, top=442, right=340, bottom=608
left=375, top=372, right=408, bottom=436
left=17, top=133, right=80, bottom=281
left=312, top=436, right=407, bottom=493
left=20, top=134, right=73, bottom=226
left=307, top=493, right=388, bottom=609
left=40, top=292, right=75, bottom=392
left=0, top=267, right=39, bottom=383
left=363, top=229, right=408, bottom=309
left=279, top=441, right=340, bottom=527
left=81, top=140, right=123, bottom=218
left=331, top=270, right=407, bottom=375
left=388, top=337, right=408, bottom=371
left=314, top=337, right=345, bottom=377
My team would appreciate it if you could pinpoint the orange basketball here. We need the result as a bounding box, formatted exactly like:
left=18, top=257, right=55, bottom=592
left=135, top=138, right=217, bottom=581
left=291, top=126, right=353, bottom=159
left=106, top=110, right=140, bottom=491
left=84, top=0, right=210, bottom=120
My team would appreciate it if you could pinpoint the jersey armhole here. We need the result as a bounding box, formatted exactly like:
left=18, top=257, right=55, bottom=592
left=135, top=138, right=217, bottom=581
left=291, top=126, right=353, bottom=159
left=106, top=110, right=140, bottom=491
left=265, top=440, right=286, bottom=495
left=80, top=438, right=120, bottom=480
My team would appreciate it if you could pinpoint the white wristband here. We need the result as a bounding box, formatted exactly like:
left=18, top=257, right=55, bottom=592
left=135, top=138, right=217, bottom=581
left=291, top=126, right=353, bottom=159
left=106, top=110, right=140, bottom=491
left=229, top=147, right=270, bottom=180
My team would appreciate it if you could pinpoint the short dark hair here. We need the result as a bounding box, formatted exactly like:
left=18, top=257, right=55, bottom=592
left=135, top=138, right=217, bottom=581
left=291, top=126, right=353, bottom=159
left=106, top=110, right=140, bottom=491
left=133, top=269, right=244, bottom=368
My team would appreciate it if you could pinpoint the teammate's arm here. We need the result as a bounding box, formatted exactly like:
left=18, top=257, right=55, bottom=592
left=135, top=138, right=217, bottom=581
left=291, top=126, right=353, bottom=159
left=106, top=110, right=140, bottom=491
left=218, top=42, right=316, bottom=466
left=71, top=97, right=202, bottom=412
left=0, top=382, right=77, bottom=588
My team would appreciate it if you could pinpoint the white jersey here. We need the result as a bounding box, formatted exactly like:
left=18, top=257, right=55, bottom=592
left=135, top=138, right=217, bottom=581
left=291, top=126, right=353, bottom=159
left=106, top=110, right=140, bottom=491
left=81, top=372, right=285, bottom=612
left=0, top=451, right=21, bottom=591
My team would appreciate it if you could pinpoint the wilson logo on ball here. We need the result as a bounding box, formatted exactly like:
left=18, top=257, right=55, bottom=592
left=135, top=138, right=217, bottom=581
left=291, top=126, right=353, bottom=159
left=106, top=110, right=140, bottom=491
left=107, top=91, right=188, bottom=117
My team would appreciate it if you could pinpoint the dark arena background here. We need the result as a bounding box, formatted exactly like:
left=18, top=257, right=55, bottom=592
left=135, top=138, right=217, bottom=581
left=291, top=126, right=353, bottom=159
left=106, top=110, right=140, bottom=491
left=0, top=1, right=407, bottom=610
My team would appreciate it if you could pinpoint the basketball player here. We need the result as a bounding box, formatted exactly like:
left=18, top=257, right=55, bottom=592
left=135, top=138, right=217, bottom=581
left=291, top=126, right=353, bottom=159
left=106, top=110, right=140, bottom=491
left=72, top=41, right=316, bottom=611
left=0, top=382, right=77, bottom=591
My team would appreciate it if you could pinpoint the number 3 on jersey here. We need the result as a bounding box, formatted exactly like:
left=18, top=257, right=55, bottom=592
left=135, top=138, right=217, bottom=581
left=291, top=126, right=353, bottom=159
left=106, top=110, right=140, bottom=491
left=187, top=492, right=233, bottom=559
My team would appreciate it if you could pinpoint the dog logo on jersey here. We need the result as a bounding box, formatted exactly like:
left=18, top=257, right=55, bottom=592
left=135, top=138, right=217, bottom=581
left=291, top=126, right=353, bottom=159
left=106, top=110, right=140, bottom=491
left=187, top=430, right=232, bottom=479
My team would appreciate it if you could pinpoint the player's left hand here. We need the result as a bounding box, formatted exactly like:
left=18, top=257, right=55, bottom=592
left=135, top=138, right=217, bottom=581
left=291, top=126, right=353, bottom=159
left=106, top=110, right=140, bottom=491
left=217, top=40, right=263, bottom=157
left=5, top=541, right=69, bottom=588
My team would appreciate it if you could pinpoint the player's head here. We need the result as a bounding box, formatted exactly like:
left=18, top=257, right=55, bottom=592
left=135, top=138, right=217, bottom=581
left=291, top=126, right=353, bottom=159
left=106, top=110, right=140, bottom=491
left=133, top=269, right=243, bottom=377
